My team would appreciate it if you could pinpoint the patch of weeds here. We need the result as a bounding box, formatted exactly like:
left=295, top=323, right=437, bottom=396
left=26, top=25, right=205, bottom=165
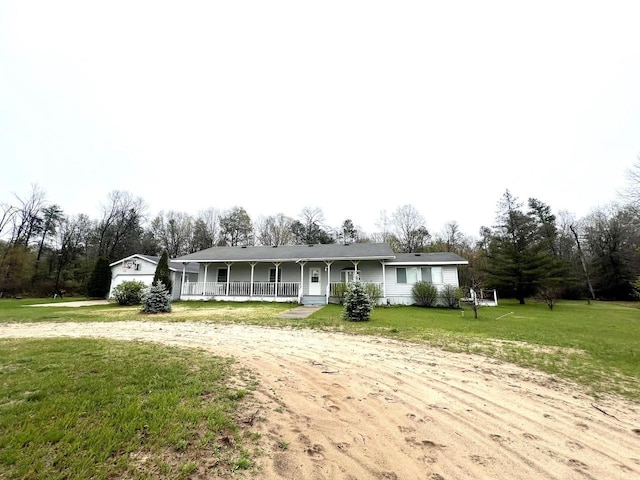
left=228, top=389, right=249, bottom=401
left=277, top=440, right=289, bottom=450
left=179, top=461, right=198, bottom=478
left=233, top=450, right=253, bottom=471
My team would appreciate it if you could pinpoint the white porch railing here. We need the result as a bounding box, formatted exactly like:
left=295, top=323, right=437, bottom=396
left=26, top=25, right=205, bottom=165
left=462, top=288, right=498, bottom=306
left=183, top=281, right=300, bottom=298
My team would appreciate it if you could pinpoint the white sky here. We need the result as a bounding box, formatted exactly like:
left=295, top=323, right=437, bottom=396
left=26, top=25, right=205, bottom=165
left=1, top=1, right=639, bottom=238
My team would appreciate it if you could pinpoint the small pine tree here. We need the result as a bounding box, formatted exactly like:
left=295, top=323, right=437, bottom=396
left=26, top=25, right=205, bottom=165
left=341, top=281, right=372, bottom=322
left=87, top=257, right=111, bottom=298
left=141, top=281, right=172, bottom=314
left=153, top=250, right=172, bottom=293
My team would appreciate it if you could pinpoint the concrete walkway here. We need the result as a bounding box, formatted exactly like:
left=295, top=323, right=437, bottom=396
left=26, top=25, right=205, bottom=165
left=277, top=305, right=325, bottom=319
left=30, top=300, right=110, bottom=307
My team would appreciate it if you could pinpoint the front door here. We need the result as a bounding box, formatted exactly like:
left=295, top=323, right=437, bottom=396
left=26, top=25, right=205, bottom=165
left=309, top=267, right=321, bottom=295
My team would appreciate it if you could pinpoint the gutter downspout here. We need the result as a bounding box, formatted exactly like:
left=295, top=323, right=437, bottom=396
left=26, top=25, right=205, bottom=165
left=181, top=263, right=187, bottom=298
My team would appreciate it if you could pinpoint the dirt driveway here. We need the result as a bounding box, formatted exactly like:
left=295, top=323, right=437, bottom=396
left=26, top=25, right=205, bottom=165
left=1, top=321, right=639, bottom=479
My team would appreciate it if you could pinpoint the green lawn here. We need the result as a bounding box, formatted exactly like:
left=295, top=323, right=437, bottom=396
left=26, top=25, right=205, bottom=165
left=0, top=338, right=258, bottom=479
left=1, top=297, right=639, bottom=478
left=307, top=300, right=640, bottom=400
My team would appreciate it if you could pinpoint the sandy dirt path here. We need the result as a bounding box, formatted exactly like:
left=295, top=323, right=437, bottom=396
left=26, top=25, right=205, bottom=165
left=1, top=321, right=639, bottom=479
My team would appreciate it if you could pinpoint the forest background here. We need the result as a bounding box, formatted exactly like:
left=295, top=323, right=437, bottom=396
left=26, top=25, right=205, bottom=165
left=2, top=158, right=639, bottom=302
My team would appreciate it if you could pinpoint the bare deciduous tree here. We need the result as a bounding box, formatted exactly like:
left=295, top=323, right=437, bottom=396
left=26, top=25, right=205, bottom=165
left=622, top=156, right=640, bottom=208
left=10, top=184, right=47, bottom=247
left=255, top=213, right=295, bottom=246
left=390, top=204, right=430, bottom=252
left=94, top=190, right=146, bottom=260
left=151, top=211, right=194, bottom=257
left=0, top=202, right=17, bottom=240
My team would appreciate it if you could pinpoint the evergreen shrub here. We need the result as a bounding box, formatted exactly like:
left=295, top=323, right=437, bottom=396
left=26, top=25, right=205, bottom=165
left=87, top=257, right=111, bottom=298
left=153, top=251, right=173, bottom=293
left=141, top=282, right=172, bottom=314
left=341, top=281, right=372, bottom=321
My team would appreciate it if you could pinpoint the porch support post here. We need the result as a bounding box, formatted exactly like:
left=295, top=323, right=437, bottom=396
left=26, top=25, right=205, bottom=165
left=325, top=260, right=333, bottom=303
left=250, top=263, right=256, bottom=297
left=351, top=260, right=360, bottom=280
left=202, top=263, right=209, bottom=295
left=298, top=261, right=306, bottom=303
left=380, top=260, right=387, bottom=304
left=273, top=262, right=281, bottom=298
left=225, top=262, right=232, bottom=296
left=181, top=263, right=187, bottom=297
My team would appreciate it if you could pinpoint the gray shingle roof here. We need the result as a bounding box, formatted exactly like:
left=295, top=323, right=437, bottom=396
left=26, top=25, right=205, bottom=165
left=173, top=244, right=469, bottom=265
left=110, top=254, right=199, bottom=273
left=174, top=243, right=396, bottom=263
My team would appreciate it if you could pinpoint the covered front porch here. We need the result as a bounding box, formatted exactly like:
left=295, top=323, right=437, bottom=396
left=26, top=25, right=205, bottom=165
left=178, top=258, right=387, bottom=305
left=182, top=280, right=301, bottom=302
left=180, top=279, right=384, bottom=303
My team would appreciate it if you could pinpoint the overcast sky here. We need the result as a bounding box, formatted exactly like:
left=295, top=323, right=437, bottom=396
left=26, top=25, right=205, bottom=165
left=1, top=1, right=639, bottom=238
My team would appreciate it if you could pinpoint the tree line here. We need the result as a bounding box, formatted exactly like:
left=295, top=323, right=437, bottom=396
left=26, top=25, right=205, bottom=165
left=1, top=159, right=639, bottom=301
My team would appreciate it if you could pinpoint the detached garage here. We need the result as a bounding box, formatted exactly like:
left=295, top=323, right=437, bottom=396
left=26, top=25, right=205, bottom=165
left=109, top=254, right=198, bottom=300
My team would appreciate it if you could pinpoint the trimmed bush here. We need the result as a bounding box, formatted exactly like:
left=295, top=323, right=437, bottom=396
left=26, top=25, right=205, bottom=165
left=111, top=281, right=146, bottom=306
left=141, top=281, right=172, bottom=314
left=440, top=284, right=462, bottom=308
left=332, top=282, right=349, bottom=304
left=364, top=283, right=383, bottom=306
left=412, top=281, right=438, bottom=307
left=341, top=281, right=372, bottom=321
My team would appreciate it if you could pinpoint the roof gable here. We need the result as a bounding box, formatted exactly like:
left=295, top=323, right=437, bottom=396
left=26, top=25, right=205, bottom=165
left=110, top=254, right=199, bottom=273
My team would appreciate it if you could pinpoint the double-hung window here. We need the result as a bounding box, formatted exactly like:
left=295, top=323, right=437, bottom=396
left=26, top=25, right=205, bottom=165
left=396, top=267, right=417, bottom=284
left=217, top=268, right=228, bottom=283
left=421, top=266, right=443, bottom=284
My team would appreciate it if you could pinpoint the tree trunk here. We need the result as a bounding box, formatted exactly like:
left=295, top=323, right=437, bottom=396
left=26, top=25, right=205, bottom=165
left=570, top=225, right=596, bottom=300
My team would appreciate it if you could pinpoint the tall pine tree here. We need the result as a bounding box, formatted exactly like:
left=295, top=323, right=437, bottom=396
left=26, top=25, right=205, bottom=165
left=87, top=257, right=111, bottom=298
left=485, top=191, right=552, bottom=304
left=153, top=250, right=172, bottom=293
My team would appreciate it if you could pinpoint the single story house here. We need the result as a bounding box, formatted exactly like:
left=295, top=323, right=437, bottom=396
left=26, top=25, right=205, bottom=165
left=108, top=254, right=199, bottom=300
left=173, top=243, right=469, bottom=305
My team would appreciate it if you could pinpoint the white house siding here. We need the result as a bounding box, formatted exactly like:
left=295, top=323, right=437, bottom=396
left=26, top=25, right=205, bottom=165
left=109, top=257, right=158, bottom=298
left=199, top=263, right=300, bottom=283
left=327, top=260, right=382, bottom=283
left=110, top=256, right=197, bottom=301
left=385, top=264, right=460, bottom=305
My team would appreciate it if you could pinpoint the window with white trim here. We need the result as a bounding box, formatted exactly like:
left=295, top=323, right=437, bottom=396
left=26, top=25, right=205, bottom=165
left=269, top=268, right=281, bottom=283
left=340, top=269, right=360, bottom=283
left=396, top=267, right=417, bottom=284
left=217, top=268, right=228, bottom=283
left=421, top=266, right=443, bottom=284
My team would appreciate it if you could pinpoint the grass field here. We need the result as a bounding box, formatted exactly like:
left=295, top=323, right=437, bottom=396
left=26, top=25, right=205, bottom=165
left=0, top=338, right=258, bottom=479
left=1, top=297, right=639, bottom=478
left=1, top=297, right=639, bottom=400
